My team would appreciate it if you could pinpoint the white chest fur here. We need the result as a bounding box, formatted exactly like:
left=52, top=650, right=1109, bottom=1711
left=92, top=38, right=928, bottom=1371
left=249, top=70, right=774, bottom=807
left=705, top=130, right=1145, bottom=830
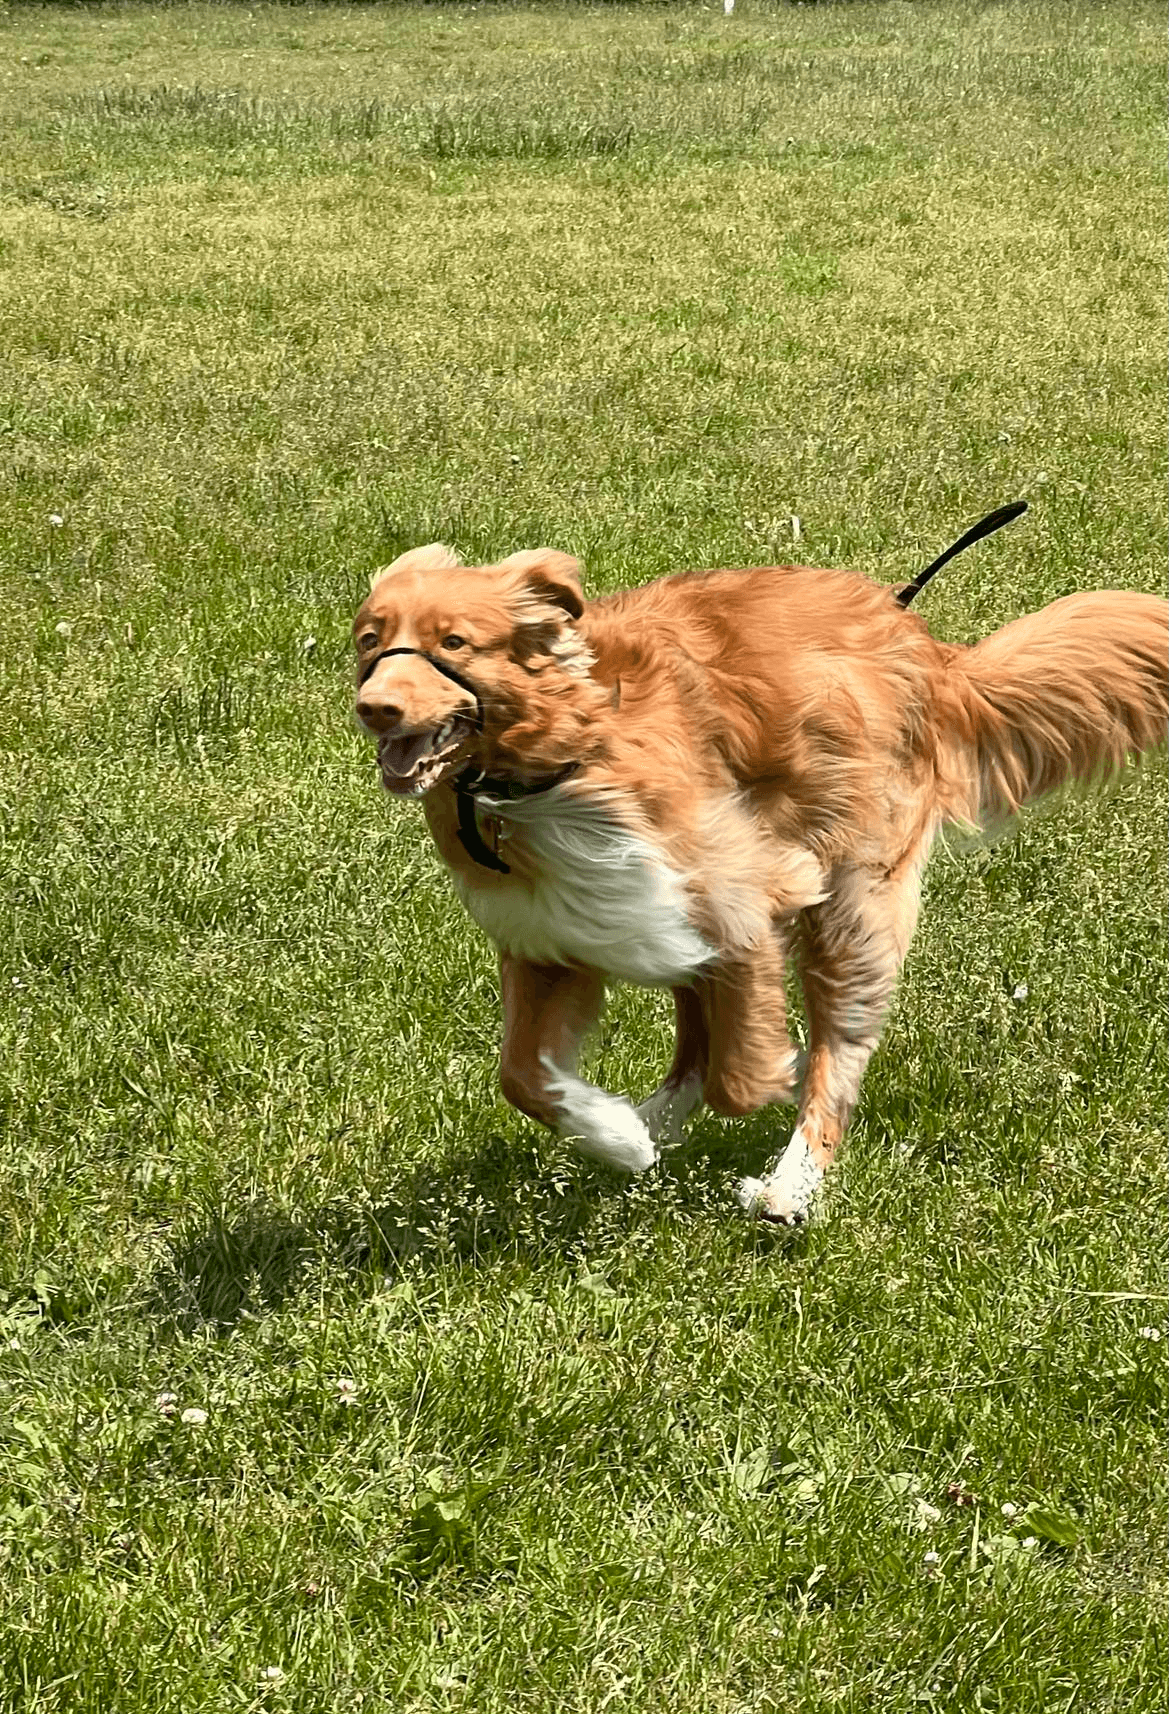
left=450, top=788, right=714, bottom=985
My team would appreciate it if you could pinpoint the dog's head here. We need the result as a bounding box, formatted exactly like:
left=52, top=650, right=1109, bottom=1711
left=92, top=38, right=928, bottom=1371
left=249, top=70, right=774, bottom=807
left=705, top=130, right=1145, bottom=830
left=353, top=544, right=602, bottom=795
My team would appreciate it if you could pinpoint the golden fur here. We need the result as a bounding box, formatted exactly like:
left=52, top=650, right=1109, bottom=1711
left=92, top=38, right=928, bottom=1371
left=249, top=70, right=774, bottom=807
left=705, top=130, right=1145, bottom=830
left=353, top=545, right=1168, bottom=1221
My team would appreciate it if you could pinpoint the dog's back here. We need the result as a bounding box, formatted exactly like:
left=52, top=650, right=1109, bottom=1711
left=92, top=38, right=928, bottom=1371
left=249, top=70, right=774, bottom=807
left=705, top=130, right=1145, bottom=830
left=584, top=565, right=1168, bottom=843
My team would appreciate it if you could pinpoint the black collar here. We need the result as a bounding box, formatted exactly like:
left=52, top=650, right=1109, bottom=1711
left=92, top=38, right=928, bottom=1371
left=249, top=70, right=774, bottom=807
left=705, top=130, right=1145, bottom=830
left=454, top=763, right=580, bottom=875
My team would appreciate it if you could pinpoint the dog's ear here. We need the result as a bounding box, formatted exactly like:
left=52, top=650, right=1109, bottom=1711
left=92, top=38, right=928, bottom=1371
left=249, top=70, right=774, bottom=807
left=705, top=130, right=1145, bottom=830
left=369, top=543, right=461, bottom=592
left=497, top=549, right=585, bottom=620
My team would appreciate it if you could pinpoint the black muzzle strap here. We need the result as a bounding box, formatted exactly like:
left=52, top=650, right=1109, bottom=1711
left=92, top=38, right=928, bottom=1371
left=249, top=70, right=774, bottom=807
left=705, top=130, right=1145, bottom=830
left=896, top=500, right=1028, bottom=608
left=358, top=646, right=486, bottom=730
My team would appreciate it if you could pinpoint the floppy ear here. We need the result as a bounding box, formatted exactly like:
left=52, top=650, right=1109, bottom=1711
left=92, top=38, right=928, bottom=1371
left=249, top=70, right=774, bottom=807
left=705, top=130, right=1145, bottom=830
left=370, top=542, right=461, bottom=592
left=497, top=549, right=585, bottom=620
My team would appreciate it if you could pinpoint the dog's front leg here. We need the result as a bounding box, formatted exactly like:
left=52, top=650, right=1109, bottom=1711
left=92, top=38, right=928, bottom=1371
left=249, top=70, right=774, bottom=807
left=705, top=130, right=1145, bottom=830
left=498, top=952, right=658, bottom=1173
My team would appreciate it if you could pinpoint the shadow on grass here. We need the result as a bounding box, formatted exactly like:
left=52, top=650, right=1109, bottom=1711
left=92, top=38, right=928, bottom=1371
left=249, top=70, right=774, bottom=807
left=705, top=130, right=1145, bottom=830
left=153, top=1113, right=801, bottom=1331
left=158, top=1201, right=315, bottom=1329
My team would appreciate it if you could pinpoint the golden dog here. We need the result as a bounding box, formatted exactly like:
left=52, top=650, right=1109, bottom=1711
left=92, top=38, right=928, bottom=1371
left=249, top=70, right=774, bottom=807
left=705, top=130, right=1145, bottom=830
left=353, top=543, right=1167, bottom=1223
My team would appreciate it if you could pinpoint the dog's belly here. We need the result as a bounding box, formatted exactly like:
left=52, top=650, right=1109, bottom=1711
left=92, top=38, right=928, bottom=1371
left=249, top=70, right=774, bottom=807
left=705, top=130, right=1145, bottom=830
left=451, top=795, right=714, bottom=985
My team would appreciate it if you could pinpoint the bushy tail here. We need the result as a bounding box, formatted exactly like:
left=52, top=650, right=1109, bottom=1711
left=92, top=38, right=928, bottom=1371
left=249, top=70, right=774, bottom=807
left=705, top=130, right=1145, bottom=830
left=949, top=591, right=1168, bottom=825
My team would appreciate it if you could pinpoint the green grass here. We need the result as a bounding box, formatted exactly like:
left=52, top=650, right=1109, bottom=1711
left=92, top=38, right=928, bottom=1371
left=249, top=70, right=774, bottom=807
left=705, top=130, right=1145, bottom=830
left=0, top=3, right=1165, bottom=1708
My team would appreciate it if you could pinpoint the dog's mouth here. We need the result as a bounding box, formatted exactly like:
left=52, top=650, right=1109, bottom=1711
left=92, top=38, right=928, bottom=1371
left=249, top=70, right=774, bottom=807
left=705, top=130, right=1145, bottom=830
left=378, top=719, right=471, bottom=796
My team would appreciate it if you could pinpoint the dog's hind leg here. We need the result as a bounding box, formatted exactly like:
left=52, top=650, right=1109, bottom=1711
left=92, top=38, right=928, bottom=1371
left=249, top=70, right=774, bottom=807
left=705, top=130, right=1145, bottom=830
left=498, top=952, right=658, bottom=1173
left=738, top=853, right=927, bottom=1225
left=637, top=985, right=708, bottom=1146
left=700, top=939, right=803, bottom=1118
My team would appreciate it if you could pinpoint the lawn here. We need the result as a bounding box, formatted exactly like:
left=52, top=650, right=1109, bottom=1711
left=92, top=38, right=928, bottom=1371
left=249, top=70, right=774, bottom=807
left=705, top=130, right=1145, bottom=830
left=0, top=2, right=1165, bottom=1709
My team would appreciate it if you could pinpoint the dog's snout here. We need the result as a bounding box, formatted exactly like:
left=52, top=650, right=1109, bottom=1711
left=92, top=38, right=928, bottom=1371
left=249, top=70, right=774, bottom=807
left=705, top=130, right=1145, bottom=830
left=356, top=693, right=403, bottom=734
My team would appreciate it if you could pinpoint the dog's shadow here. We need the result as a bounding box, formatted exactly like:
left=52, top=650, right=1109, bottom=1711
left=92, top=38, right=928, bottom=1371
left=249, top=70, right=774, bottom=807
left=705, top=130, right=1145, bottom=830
left=155, top=1115, right=802, bottom=1332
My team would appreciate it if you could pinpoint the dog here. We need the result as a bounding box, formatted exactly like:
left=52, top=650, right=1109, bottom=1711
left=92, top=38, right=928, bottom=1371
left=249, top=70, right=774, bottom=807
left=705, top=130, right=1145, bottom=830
left=352, top=542, right=1167, bottom=1223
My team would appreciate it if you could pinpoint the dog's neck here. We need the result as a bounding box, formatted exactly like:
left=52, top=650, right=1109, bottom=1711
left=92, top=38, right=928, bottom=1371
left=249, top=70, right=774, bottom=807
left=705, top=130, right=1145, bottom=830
left=453, top=762, right=582, bottom=873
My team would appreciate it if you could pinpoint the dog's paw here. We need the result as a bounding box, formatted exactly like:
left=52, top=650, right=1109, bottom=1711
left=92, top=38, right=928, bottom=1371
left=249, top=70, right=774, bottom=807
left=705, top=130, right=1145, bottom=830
left=736, top=1129, right=824, bottom=1225
left=736, top=1175, right=810, bottom=1226
left=542, top=1063, right=659, bottom=1173
left=637, top=1071, right=703, bottom=1147
left=572, top=1101, right=658, bottom=1174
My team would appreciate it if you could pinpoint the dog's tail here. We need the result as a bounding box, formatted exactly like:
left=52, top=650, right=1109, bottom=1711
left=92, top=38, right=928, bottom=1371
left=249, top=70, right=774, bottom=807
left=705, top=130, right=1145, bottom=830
left=946, top=590, right=1168, bottom=826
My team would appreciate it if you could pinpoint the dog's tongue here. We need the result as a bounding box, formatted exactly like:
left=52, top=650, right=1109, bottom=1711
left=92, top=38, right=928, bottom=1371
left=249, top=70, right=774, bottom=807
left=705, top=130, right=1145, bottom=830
left=379, top=732, right=435, bottom=779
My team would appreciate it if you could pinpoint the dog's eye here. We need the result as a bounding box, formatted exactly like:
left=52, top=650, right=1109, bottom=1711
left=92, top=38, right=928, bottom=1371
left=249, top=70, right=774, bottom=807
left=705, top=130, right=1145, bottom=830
left=358, top=632, right=379, bottom=652
left=441, top=634, right=468, bottom=652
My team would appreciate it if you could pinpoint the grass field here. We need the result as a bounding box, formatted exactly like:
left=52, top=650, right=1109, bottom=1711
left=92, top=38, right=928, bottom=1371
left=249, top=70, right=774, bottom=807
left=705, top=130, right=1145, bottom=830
left=0, top=2, right=1166, bottom=1708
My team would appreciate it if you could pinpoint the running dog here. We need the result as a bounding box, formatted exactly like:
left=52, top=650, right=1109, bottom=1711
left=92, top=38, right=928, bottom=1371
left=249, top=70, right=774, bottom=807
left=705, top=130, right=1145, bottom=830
left=352, top=542, right=1167, bottom=1223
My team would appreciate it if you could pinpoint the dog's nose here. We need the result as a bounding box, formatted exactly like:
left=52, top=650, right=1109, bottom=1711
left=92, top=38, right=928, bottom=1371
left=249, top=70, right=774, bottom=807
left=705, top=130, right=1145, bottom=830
left=355, top=695, right=403, bottom=734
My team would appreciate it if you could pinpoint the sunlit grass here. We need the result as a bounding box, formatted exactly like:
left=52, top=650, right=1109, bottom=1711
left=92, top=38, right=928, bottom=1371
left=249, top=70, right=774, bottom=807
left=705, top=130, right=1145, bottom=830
left=0, top=3, right=1165, bottom=1710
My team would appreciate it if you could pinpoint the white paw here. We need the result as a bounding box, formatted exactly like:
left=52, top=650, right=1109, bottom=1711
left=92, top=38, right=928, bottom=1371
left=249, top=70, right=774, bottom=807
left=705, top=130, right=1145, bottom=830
left=542, top=1062, right=658, bottom=1173
left=636, top=1070, right=703, bottom=1146
left=571, top=1104, right=658, bottom=1174
left=736, top=1128, right=823, bottom=1225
